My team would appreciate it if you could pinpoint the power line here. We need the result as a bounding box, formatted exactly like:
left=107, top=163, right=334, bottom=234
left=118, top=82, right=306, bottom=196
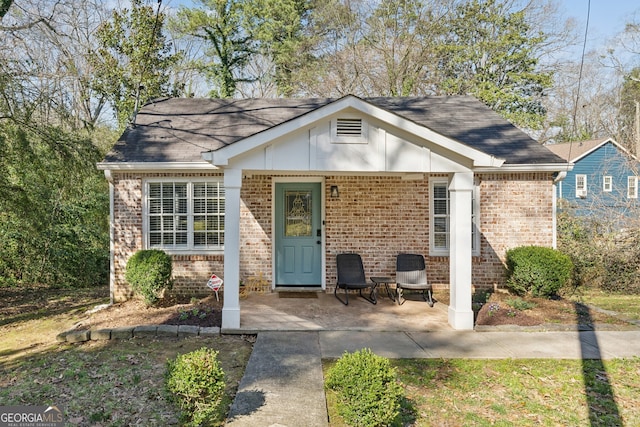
left=565, top=0, right=591, bottom=169
left=571, top=0, right=591, bottom=141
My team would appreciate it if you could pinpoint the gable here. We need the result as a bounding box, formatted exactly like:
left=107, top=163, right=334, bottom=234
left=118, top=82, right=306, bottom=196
left=568, top=142, right=638, bottom=183
left=546, top=138, right=637, bottom=164
left=206, top=97, right=503, bottom=172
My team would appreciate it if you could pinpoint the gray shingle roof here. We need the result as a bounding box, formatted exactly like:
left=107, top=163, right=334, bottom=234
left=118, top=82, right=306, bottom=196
left=102, top=96, right=564, bottom=165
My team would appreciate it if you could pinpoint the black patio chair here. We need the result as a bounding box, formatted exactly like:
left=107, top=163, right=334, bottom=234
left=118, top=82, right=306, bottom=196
left=395, top=253, right=434, bottom=307
left=335, top=253, right=377, bottom=306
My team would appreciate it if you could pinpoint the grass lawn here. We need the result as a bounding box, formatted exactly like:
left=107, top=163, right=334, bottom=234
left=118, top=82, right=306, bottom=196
left=573, top=288, right=640, bottom=321
left=2, top=285, right=639, bottom=425
left=326, top=357, right=640, bottom=426
left=0, top=286, right=253, bottom=426
left=0, top=335, right=253, bottom=426
left=325, top=287, right=640, bottom=426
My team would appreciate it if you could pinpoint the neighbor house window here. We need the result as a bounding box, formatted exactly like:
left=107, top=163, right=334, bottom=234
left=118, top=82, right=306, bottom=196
left=145, top=179, right=225, bottom=251
left=603, top=176, right=612, bottom=192
left=628, top=176, right=638, bottom=199
left=430, top=180, right=479, bottom=256
left=576, top=174, right=587, bottom=198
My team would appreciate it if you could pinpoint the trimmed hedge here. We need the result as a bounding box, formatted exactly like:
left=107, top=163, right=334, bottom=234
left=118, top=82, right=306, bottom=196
left=325, top=348, right=404, bottom=427
left=165, top=347, right=225, bottom=426
left=125, top=249, right=172, bottom=306
left=505, top=246, right=573, bottom=298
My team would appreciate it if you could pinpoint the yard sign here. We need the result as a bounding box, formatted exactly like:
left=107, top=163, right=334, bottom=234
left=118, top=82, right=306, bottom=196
left=206, top=274, right=223, bottom=301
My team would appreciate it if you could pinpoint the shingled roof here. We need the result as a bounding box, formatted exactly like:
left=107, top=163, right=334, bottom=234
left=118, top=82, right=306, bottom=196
left=102, top=95, right=564, bottom=166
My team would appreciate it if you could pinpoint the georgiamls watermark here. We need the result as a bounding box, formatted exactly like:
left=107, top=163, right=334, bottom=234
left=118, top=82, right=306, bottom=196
left=0, top=405, right=64, bottom=427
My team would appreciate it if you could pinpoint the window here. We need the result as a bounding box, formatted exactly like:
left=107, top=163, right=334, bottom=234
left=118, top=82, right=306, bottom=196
left=576, top=174, right=587, bottom=198
left=628, top=176, right=638, bottom=199
left=331, top=117, right=367, bottom=143
left=603, top=176, right=612, bottom=192
left=145, top=180, right=225, bottom=251
left=430, top=180, right=479, bottom=256
left=431, top=182, right=449, bottom=252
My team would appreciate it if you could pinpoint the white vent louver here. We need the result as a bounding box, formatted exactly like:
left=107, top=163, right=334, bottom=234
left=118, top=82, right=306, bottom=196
left=335, top=118, right=363, bottom=137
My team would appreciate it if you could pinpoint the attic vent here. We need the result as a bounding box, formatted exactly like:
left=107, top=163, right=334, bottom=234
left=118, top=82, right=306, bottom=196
left=332, top=117, right=367, bottom=143
left=336, top=118, right=363, bottom=137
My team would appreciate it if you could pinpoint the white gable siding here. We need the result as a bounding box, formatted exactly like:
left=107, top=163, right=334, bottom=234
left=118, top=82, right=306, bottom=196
left=228, top=114, right=473, bottom=174
left=269, top=129, right=311, bottom=169
left=314, top=119, right=384, bottom=171
left=385, top=131, right=430, bottom=171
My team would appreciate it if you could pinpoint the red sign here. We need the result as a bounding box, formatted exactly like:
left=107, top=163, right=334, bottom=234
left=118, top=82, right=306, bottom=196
left=206, top=274, right=223, bottom=291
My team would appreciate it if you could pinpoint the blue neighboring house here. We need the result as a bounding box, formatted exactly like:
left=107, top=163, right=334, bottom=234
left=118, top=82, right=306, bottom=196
left=546, top=137, right=640, bottom=222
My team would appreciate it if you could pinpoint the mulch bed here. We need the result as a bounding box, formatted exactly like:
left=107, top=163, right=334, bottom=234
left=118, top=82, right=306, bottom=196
left=474, top=291, right=626, bottom=327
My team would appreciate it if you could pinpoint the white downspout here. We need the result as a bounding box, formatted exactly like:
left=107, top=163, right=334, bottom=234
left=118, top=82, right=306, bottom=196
left=553, top=171, right=567, bottom=249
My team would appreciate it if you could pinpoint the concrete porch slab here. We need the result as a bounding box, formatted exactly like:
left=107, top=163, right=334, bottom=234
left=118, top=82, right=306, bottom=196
left=231, top=291, right=451, bottom=333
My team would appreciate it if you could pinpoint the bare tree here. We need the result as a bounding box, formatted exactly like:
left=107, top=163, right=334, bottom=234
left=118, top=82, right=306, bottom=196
left=0, top=0, right=112, bottom=128
left=539, top=54, right=622, bottom=143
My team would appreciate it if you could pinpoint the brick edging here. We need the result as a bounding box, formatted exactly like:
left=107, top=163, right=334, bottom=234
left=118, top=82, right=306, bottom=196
left=56, top=325, right=221, bottom=343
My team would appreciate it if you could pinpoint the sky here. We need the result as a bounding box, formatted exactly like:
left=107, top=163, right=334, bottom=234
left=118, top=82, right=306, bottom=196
left=559, top=0, right=639, bottom=55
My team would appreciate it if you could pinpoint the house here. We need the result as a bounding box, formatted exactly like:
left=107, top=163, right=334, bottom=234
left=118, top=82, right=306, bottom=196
left=546, top=138, right=640, bottom=222
left=97, top=95, right=569, bottom=331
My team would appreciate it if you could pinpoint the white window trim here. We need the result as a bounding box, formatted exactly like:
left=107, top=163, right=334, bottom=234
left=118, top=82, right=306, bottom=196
left=603, top=175, right=612, bottom=192
left=429, top=179, right=480, bottom=257
left=331, top=116, right=368, bottom=143
left=627, top=176, right=638, bottom=199
left=143, top=177, right=225, bottom=254
left=576, top=174, right=587, bottom=198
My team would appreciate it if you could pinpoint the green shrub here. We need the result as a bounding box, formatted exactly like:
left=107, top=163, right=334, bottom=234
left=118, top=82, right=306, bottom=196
left=124, top=249, right=172, bottom=306
left=325, top=348, right=404, bottom=427
left=505, top=246, right=573, bottom=298
left=165, top=347, right=225, bottom=426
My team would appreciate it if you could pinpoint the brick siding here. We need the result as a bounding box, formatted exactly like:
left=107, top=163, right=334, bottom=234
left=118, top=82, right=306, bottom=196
left=110, top=172, right=555, bottom=300
left=476, top=172, right=556, bottom=287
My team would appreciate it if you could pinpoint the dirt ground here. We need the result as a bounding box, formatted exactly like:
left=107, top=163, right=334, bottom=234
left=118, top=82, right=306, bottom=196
left=70, top=288, right=633, bottom=331
left=474, top=291, right=630, bottom=327
left=77, top=293, right=223, bottom=331
left=1, top=285, right=630, bottom=332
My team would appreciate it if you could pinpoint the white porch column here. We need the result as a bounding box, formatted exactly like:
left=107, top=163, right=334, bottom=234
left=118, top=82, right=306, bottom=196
left=448, top=172, right=474, bottom=330
left=222, top=168, right=242, bottom=329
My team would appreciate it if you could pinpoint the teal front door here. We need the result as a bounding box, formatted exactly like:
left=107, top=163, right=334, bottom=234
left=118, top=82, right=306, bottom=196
left=275, top=182, right=322, bottom=286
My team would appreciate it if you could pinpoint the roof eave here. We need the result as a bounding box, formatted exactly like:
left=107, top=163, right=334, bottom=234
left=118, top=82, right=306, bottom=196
left=474, top=163, right=574, bottom=173
left=97, top=161, right=218, bottom=171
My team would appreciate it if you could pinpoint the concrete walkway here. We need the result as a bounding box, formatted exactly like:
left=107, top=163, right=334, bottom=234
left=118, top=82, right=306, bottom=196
left=226, top=332, right=327, bottom=427
left=225, top=330, right=640, bottom=426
